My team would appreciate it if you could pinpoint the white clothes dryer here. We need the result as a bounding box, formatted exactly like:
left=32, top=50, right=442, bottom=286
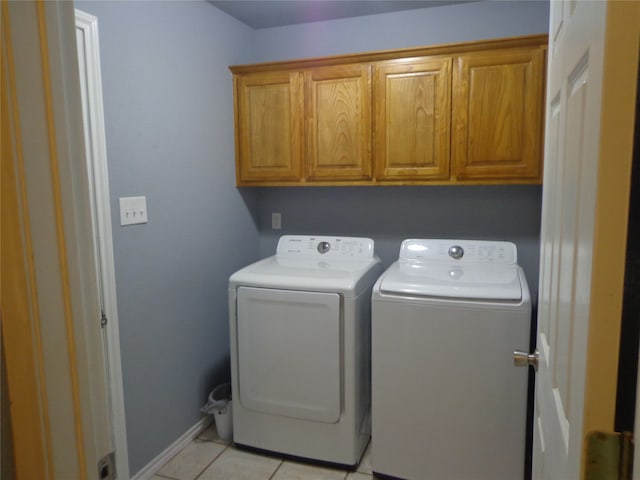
left=371, top=239, right=532, bottom=480
left=229, top=235, right=382, bottom=467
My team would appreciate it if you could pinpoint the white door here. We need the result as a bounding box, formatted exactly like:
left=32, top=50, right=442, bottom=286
left=534, top=1, right=639, bottom=479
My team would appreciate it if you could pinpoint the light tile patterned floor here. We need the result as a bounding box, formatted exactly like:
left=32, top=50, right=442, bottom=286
left=152, top=423, right=374, bottom=480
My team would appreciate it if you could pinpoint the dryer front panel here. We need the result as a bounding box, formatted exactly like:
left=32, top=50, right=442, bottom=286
left=236, top=286, right=342, bottom=423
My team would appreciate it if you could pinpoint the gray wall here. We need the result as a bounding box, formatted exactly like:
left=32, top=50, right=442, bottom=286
left=258, top=186, right=542, bottom=297
left=74, top=1, right=259, bottom=475
left=252, top=0, right=550, bottom=300
left=252, top=0, right=550, bottom=60
left=75, top=0, right=548, bottom=476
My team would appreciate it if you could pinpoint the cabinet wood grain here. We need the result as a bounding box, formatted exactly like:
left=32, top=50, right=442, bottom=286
left=234, top=70, right=303, bottom=183
left=306, top=64, right=372, bottom=180
left=374, top=57, right=451, bottom=181
left=452, top=47, right=545, bottom=181
left=230, top=34, right=548, bottom=186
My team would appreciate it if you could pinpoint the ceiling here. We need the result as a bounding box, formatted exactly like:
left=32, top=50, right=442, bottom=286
left=208, top=1, right=474, bottom=30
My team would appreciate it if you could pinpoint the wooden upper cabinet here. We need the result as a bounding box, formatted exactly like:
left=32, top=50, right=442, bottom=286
left=230, top=34, right=547, bottom=186
left=234, top=70, right=303, bottom=184
left=374, top=57, right=451, bottom=181
left=452, top=47, right=545, bottom=181
left=306, top=64, right=372, bottom=181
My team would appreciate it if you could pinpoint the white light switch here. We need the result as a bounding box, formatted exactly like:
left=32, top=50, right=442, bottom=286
left=119, top=196, right=148, bottom=226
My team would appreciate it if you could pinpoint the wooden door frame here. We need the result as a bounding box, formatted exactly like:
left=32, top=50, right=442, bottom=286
left=2, top=1, right=113, bottom=478
left=581, top=0, right=640, bottom=445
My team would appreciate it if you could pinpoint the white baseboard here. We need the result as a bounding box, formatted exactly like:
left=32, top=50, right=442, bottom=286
left=129, top=416, right=213, bottom=480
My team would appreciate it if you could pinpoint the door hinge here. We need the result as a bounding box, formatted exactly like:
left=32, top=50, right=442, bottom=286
left=586, top=430, right=634, bottom=480
left=98, top=451, right=116, bottom=479
left=100, top=310, right=108, bottom=328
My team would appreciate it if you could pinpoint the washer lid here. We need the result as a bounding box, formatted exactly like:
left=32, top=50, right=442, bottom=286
left=379, top=238, right=523, bottom=300
left=379, top=261, right=523, bottom=301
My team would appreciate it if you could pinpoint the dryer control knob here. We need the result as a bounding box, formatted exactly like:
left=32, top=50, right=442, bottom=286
left=317, top=241, right=331, bottom=254
left=448, top=245, right=464, bottom=259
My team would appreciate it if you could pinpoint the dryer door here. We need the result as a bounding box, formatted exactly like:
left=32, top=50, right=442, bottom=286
left=236, top=286, right=342, bottom=423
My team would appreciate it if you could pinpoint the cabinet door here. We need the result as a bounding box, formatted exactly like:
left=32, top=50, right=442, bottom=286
left=306, top=64, right=372, bottom=181
left=235, top=70, right=303, bottom=184
left=452, top=47, right=545, bottom=181
left=374, top=57, right=452, bottom=181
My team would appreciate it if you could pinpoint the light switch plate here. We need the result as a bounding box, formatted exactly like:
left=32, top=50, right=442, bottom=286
left=119, top=196, right=148, bottom=226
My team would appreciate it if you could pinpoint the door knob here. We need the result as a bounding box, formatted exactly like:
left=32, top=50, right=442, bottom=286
left=513, top=350, right=539, bottom=372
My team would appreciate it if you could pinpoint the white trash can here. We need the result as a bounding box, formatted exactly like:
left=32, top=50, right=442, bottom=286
left=201, top=383, right=233, bottom=441
left=213, top=400, right=232, bottom=441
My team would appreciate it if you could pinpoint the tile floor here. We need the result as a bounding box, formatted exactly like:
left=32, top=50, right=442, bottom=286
left=151, top=423, right=375, bottom=480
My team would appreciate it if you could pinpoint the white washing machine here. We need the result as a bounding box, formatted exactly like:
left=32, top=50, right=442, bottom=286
left=371, top=239, right=531, bottom=480
left=229, top=235, right=382, bottom=467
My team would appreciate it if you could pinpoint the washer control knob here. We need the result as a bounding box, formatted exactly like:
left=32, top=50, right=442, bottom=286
left=448, top=245, right=464, bottom=260
left=317, top=241, right=331, bottom=254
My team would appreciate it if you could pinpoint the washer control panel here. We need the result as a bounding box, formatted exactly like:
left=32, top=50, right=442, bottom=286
left=400, top=239, right=517, bottom=264
left=277, top=235, right=375, bottom=259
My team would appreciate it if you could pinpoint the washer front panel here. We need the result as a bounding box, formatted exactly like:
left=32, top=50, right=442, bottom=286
left=371, top=297, right=530, bottom=479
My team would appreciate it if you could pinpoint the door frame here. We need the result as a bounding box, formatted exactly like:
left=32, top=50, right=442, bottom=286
left=2, top=1, right=113, bottom=478
left=75, top=9, right=130, bottom=480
